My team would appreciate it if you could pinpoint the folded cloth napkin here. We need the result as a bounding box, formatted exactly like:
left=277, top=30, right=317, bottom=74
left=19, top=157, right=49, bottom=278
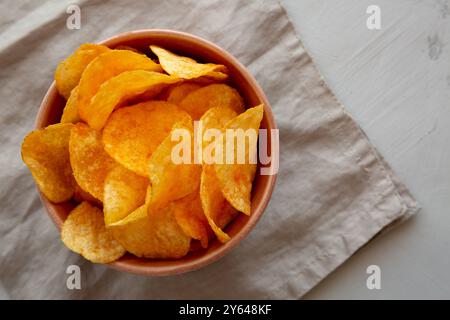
left=0, top=0, right=418, bottom=299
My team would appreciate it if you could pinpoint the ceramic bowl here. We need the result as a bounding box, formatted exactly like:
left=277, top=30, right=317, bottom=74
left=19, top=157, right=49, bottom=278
left=35, top=29, right=277, bottom=276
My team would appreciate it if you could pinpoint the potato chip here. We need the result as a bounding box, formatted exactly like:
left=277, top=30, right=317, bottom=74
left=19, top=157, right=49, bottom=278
left=73, top=182, right=102, bottom=206
left=85, top=71, right=180, bottom=130
left=198, top=106, right=238, bottom=164
left=114, top=45, right=142, bottom=54
left=60, top=86, right=80, bottom=123
left=102, top=101, right=191, bottom=177
left=214, top=104, right=264, bottom=215
left=179, top=84, right=244, bottom=120
left=166, top=82, right=202, bottom=105
left=150, top=45, right=228, bottom=81
left=103, top=165, right=148, bottom=226
left=55, top=44, right=110, bottom=99
left=110, top=197, right=191, bottom=259
left=148, top=122, right=202, bottom=209
left=21, top=123, right=75, bottom=203
left=200, top=165, right=238, bottom=243
left=61, top=201, right=125, bottom=263
left=69, top=123, right=117, bottom=201
left=77, top=49, right=163, bottom=122
left=173, top=192, right=210, bottom=248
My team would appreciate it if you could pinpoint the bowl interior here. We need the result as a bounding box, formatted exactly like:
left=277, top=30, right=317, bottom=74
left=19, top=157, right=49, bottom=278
left=35, top=30, right=277, bottom=276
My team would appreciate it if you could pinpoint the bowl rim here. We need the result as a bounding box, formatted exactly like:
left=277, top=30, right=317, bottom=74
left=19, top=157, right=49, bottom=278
left=35, top=29, right=278, bottom=276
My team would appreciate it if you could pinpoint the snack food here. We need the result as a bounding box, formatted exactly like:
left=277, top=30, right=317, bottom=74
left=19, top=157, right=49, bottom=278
left=21, top=43, right=264, bottom=264
left=55, top=44, right=110, bottom=99
left=77, top=49, right=162, bottom=123
left=60, top=86, right=81, bottom=123
left=179, top=84, right=244, bottom=120
left=69, top=123, right=117, bottom=201
left=214, top=105, right=264, bottom=215
left=103, top=165, right=149, bottom=226
left=102, top=100, right=191, bottom=176
left=21, top=123, right=75, bottom=203
left=61, top=201, right=126, bottom=263
left=150, top=45, right=228, bottom=81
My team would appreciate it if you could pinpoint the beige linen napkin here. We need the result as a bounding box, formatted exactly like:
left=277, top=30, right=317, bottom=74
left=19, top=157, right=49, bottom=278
left=0, top=0, right=418, bottom=299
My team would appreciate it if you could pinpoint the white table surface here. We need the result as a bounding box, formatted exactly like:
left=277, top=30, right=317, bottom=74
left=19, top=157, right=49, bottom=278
left=282, top=0, right=450, bottom=299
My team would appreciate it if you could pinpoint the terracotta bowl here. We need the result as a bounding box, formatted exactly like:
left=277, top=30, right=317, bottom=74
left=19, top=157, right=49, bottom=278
left=35, top=29, right=277, bottom=276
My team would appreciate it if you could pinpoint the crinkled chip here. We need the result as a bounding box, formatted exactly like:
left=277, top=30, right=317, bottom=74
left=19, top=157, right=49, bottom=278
left=110, top=197, right=191, bottom=259
left=69, top=123, right=117, bottom=201
left=150, top=45, right=228, bottom=81
left=166, top=82, right=202, bottom=105
left=77, top=49, right=163, bottom=122
left=200, top=165, right=238, bottom=243
left=148, top=121, right=202, bottom=209
left=198, top=106, right=238, bottom=164
left=60, top=86, right=80, bottom=123
left=55, top=43, right=110, bottom=99
left=85, top=70, right=180, bottom=130
left=21, top=123, right=75, bottom=203
left=104, top=165, right=148, bottom=226
left=214, top=104, right=264, bottom=215
left=61, top=201, right=125, bottom=263
left=173, top=192, right=210, bottom=248
left=179, top=84, right=244, bottom=120
left=102, top=101, right=191, bottom=177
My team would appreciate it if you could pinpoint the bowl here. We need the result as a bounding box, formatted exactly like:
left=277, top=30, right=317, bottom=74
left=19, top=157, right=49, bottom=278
left=34, top=29, right=277, bottom=276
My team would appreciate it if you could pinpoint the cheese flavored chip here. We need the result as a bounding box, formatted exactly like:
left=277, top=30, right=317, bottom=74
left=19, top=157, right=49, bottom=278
left=21, top=123, right=75, bottom=203
left=166, top=82, right=202, bottom=105
left=55, top=43, right=110, bottom=99
left=86, top=71, right=180, bottom=130
left=61, top=201, right=125, bottom=263
left=69, top=123, right=117, bottom=201
left=102, top=101, right=191, bottom=177
left=103, top=165, right=149, bottom=226
left=150, top=45, right=228, bottom=81
left=77, top=49, right=163, bottom=123
left=173, top=192, right=210, bottom=248
left=110, top=189, right=191, bottom=259
left=214, top=105, right=264, bottom=215
left=60, top=86, right=80, bottom=124
left=200, top=165, right=238, bottom=243
left=198, top=106, right=238, bottom=164
left=179, top=84, right=244, bottom=120
left=148, top=121, right=202, bottom=209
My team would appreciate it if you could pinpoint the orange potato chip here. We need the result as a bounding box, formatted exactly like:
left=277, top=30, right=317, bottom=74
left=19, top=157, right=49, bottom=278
left=173, top=192, right=210, bottom=248
left=61, top=201, right=125, bottom=263
left=110, top=195, right=191, bottom=259
left=179, top=84, right=244, bottom=120
left=200, top=165, right=238, bottom=243
left=85, top=70, right=180, bottom=130
left=103, top=165, right=148, bottom=226
left=77, top=49, right=163, bottom=122
left=114, top=45, right=142, bottom=54
left=73, top=182, right=102, bottom=206
left=214, top=104, right=264, bottom=215
left=60, top=86, right=80, bottom=124
left=148, top=121, right=202, bottom=209
left=150, top=45, right=228, bottom=81
left=166, top=82, right=202, bottom=105
left=198, top=106, right=238, bottom=164
left=69, top=123, right=117, bottom=201
left=55, top=43, right=110, bottom=99
left=102, top=101, right=191, bottom=177
left=21, top=123, right=75, bottom=203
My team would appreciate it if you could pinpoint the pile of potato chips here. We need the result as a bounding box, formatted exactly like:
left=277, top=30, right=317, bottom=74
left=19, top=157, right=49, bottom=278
left=21, top=43, right=263, bottom=263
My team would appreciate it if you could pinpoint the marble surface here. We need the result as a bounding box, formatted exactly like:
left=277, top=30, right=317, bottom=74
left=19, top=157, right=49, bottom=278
left=282, top=0, right=450, bottom=299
